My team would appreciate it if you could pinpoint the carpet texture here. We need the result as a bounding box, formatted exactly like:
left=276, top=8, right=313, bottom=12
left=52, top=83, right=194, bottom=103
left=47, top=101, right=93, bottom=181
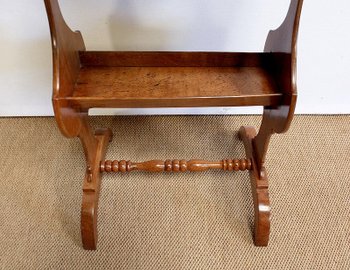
left=0, top=115, right=349, bottom=269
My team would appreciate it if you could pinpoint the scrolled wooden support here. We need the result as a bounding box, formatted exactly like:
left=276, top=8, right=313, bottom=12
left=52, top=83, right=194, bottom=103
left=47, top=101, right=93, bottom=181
left=100, top=158, right=252, bottom=173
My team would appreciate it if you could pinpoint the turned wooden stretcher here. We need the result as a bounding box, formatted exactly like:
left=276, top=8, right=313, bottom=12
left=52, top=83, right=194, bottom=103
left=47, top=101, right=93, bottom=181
left=44, top=0, right=303, bottom=250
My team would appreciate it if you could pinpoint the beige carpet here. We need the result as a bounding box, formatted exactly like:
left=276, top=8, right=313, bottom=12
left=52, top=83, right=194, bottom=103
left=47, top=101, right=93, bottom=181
left=0, top=115, right=349, bottom=269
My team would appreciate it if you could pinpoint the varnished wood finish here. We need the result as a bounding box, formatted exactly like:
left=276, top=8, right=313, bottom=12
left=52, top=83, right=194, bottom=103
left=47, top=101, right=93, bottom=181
left=44, top=0, right=303, bottom=249
left=80, top=127, right=112, bottom=250
left=80, top=51, right=269, bottom=67
left=44, top=0, right=114, bottom=250
left=252, top=0, right=303, bottom=176
left=69, top=65, right=281, bottom=110
left=239, top=126, right=270, bottom=246
left=44, top=0, right=86, bottom=138
left=100, top=158, right=252, bottom=173
left=69, top=51, right=283, bottom=110
left=237, top=0, right=303, bottom=243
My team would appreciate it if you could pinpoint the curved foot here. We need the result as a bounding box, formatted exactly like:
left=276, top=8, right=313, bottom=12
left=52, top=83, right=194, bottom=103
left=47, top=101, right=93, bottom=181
left=239, top=126, right=270, bottom=246
left=81, top=190, right=99, bottom=249
left=81, top=128, right=112, bottom=250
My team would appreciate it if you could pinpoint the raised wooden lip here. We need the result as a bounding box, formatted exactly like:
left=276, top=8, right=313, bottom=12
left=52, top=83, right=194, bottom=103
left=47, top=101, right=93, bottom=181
left=63, top=95, right=283, bottom=110
left=79, top=51, right=278, bottom=67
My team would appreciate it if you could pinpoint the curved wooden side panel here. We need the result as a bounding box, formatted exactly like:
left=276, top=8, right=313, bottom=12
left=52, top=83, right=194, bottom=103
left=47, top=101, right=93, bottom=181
left=265, top=0, right=303, bottom=54
left=44, top=0, right=86, bottom=137
left=253, top=0, right=304, bottom=175
left=263, top=0, right=303, bottom=101
left=265, top=0, right=303, bottom=99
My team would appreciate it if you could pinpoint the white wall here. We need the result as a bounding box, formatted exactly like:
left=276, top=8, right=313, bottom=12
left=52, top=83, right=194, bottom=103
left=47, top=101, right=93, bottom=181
left=0, top=0, right=349, bottom=116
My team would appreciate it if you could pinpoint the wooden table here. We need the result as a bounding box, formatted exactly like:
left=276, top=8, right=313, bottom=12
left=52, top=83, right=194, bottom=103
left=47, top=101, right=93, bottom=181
left=44, top=0, right=304, bottom=250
